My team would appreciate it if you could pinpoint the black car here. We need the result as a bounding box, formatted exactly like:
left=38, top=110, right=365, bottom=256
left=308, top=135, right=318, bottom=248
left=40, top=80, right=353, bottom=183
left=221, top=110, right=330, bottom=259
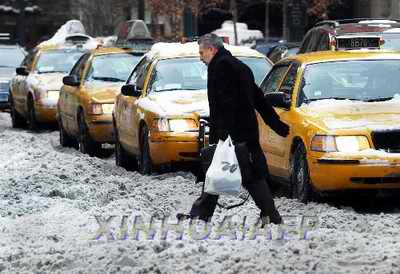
left=298, top=18, right=400, bottom=54
left=0, top=36, right=26, bottom=110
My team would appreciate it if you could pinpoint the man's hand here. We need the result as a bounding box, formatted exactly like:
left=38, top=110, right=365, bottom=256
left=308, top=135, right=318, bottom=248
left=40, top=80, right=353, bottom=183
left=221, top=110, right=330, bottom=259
left=273, top=120, right=290, bottom=137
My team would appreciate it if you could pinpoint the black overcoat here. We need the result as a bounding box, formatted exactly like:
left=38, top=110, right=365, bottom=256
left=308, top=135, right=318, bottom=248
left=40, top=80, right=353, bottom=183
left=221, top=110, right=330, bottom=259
left=207, top=47, right=289, bottom=180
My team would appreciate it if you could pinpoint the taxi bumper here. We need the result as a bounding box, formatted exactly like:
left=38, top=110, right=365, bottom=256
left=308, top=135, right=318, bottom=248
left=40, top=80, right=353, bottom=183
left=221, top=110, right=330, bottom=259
left=35, top=103, right=57, bottom=123
left=86, top=114, right=114, bottom=144
left=149, top=132, right=200, bottom=165
left=309, top=151, right=400, bottom=191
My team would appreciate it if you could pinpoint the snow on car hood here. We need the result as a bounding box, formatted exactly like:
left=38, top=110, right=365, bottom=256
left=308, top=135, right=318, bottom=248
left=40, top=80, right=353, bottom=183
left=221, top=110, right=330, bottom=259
left=85, top=83, right=123, bottom=104
left=299, top=97, right=400, bottom=131
left=27, top=72, right=65, bottom=91
left=137, top=89, right=209, bottom=117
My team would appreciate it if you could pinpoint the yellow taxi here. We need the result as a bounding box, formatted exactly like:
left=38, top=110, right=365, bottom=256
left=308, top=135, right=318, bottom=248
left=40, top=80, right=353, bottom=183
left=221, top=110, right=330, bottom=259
left=258, top=50, right=400, bottom=202
left=9, top=44, right=87, bottom=129
left=57, top=47, right=142, bottom=156
left=113, top=42, right=272, bottom=174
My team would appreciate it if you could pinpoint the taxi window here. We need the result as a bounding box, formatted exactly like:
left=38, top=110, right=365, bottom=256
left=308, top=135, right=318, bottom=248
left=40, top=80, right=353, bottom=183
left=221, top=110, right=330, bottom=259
left=298, top=59, right=400, bottom=106
left=278, top=63, right=298, bottom=95
left=85, top=53, right=140, bottom=83
left=21, top=50, right=36, bottom=71
left=70, top=53, right=90, bottom=80
left=260, top=65, right=290, bottom=95
left=127, top=57, right=151, bottom=91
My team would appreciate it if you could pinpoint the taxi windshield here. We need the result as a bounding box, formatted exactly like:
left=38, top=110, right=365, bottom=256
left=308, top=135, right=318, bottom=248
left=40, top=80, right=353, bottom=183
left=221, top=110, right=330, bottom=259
left=35, top=49, right=85, bottom=74
left=238, top=57, right=272, bottom=84
left=300, top=60, right=400, bottom=104
left=149, top=57, right=271, bottom=93
left=86, top=53, right=141, bottom=83
left=150, top=58, right=207, bottom=92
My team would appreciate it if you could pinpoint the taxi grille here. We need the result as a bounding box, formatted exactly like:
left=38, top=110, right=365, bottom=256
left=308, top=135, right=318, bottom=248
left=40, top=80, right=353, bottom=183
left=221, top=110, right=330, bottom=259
left=371, top=129, right=400, bottom=153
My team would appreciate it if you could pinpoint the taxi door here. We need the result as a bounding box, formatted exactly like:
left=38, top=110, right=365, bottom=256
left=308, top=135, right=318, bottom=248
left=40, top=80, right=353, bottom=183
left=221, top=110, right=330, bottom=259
left=258, top=62, right=298, bottom=178
left=14, top=51, right=36, bottom=115
left=119, top=57, right=150, bottom=154
left=59, top=54, right=90, bottom=135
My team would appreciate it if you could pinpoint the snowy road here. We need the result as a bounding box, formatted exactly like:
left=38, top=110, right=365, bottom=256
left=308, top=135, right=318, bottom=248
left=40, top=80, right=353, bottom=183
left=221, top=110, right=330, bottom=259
left=0, top=111, right=399, bottom=274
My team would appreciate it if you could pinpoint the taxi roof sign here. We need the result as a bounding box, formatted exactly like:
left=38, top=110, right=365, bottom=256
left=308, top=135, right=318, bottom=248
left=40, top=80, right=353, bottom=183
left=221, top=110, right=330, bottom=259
left=335, top=35, right=382, bottom=50
left=116, top=20, right=153, bottom=52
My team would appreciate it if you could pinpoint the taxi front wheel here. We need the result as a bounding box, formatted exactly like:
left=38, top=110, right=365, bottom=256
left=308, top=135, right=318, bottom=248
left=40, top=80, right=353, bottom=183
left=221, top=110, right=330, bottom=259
left=58, top=117, right=77, bottom=148
left=27, top=97, right=39, bottom=131
left=78, top=112, right=101, bottom=156
left=115, top=126, right=137, bottom=171
left=138, top=125, right=153, bottom=175
left=291, top=143, right=317, bottom=203
left=9, top=94, right=26, bottom=128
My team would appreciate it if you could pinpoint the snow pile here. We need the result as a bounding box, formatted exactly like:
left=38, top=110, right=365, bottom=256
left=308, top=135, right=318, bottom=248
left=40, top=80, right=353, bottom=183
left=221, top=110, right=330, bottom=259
left=39, top=20, right=98, bottom=49
left=212, top=21, right=263, bottom=46
left=0, top=112, right=400, bottom=273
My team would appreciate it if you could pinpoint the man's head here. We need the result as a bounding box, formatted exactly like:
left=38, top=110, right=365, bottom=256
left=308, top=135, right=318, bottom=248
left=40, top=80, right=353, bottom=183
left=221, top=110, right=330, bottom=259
left=198, top=33, right=224, bottom=65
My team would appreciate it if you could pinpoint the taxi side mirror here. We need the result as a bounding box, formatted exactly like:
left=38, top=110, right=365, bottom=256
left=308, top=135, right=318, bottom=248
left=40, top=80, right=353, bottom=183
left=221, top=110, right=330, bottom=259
left=265, top=92, right=291, bottom=109
left=121, top=84, right=141, bottom=97
left=63, top=75, right=80, bottom=87
left=16, top=67, right=29, bottom=76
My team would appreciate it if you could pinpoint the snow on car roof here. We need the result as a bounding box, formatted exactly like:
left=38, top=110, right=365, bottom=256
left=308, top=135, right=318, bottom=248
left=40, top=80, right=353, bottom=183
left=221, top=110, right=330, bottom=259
left=146, top=42, right=264, bottom=59
left=38, top=20, right=98, bottom=50
left=287, top=50, right=400, bottom=64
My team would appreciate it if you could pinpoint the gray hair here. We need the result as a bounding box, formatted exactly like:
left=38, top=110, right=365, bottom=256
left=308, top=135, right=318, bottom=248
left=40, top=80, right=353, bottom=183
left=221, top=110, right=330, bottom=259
left=198, top=33, right=224, bottom=49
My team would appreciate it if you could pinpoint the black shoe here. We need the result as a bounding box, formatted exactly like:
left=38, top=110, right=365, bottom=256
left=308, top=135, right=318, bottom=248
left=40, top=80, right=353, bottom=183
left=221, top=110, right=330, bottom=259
left=176, top=213, right=191, bottom=221
left=176, top=213, right=210, bottom=223
left=261, top=215, right=283, bottom=227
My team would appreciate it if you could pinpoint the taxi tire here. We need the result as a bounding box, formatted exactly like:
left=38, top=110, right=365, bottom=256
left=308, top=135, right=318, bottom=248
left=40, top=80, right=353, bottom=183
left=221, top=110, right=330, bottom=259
left=27, top=97, right=39, bottom=131
left=138, top=126, right=153, bottom=175
left=115, top=130, right=137, bottom=171
left=58, top=118, right=77, bottom=148
left=9, top=94, right=26, bottom=128
left=291, top=144, right=317, bottom=203
left=78, top=112, right=101, bottom=157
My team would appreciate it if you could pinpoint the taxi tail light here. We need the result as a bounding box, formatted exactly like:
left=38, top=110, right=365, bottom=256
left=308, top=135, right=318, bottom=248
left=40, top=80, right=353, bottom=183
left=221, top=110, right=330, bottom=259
left=330, top=39, right=337, bottom=49
left=379, top=37, right=385, bottom=46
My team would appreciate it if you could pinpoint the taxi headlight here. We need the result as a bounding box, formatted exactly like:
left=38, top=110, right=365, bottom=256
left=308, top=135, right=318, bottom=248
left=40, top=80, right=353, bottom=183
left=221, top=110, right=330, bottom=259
left=153, top=118, right=198, bottom=132
left=169, top=119, right=198, bottom=132
left=47, top=90, right=59, bottom=100
left=311, top=135, right=370, bottom=152
left=90, top=103, right=114, bottom=115
left=335, top=136, right=370, bottom=152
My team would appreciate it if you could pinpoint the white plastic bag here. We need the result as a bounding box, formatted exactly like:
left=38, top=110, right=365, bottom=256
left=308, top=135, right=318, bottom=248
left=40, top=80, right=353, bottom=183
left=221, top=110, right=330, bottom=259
left=204, top=136, right=242, bottom=196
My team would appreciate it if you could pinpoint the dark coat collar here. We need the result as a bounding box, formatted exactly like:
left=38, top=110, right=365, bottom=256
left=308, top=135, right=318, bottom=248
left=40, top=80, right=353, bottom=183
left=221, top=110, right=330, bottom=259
left=208, top=47, right=232, bottom=70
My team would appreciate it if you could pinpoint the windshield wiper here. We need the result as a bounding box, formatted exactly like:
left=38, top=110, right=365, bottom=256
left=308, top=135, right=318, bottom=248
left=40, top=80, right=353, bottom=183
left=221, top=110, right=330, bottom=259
left=92, top=76, right=125, bottom=82
left=364, top=96, right=393, bottom=102
left=38, top=70, right=67, bottom=74
left=0, top=65, right=14, bottom=68
left=155, top=88, right=201, bottom=92
left=305, top=97, right=355, bottom=103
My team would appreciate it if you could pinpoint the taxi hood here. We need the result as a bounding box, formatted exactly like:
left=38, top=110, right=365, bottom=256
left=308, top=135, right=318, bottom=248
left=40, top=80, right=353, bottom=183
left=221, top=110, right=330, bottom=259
left=86, top=83, right=123, bottom=104
left=28, top=72, right=65, bottom=91
left=137, top=89, right=209, bottom=117
left=300, top=97, right=400, bottom=131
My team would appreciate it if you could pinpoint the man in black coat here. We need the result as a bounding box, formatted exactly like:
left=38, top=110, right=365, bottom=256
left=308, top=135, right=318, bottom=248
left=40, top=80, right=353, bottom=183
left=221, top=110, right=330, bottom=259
left=184, top=33, right=289, bottom=225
